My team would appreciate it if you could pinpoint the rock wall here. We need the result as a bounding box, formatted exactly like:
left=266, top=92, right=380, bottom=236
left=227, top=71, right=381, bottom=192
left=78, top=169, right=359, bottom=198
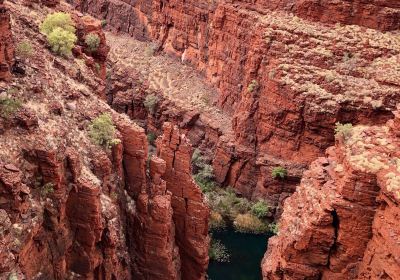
left=0, top=0, right=14, bottom=81
left=157, top=123, right=210, bottom=280
left=0, top=1, right=209, bottom=278
left=78, top=0, right=400, bottom=212
left=262, top=106, right=400, bottom=279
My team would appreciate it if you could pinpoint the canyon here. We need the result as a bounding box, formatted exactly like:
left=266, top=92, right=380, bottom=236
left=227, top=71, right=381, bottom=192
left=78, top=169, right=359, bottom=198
left=0, top=0, right=399, bottom=279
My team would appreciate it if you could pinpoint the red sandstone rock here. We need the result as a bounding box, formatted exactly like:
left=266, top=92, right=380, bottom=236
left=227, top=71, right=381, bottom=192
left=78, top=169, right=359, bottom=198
left=0, top=0, right=14, bottom=81
left=262, top=109, right=400, bottom=279
left=75, top=15, right=110, bottom=81
left=157, top=122, right=210, bottom=280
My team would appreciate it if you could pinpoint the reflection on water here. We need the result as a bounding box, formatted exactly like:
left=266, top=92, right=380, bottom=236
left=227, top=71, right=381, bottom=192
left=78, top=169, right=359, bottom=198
left=207, top=230, right=270, bottom=280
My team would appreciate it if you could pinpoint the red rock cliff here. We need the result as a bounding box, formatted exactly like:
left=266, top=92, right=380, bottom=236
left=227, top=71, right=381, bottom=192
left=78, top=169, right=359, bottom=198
left=0, top=0, right=14, bottom=81
left=262, top=106, right=400, bottom=279
left=0, top=1, right=209, bottom=278
left=157, top=122, right=210, bottom=280
left=73, top=0, right=400, bottom=213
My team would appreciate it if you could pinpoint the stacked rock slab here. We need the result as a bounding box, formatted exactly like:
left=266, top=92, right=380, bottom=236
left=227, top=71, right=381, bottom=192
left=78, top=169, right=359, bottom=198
left=157, top=122, right=210, bottom=280
left=262, top=106, right=400, bottom=279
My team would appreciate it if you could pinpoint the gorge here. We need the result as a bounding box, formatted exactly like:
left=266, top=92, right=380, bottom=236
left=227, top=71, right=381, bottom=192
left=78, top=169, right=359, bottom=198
left=0, top=0, right=399, bottom=279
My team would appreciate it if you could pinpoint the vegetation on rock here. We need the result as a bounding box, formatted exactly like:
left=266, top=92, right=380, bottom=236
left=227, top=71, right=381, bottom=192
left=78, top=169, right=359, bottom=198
left=85, top=33, right=101, bottom=52
left=143, top=94, right=159, bottom=114
left=251, top=200, right=270, bottom=218
left=16, top=41, right=33, bottom=59
left=147, top=132, right=157, bottom=146
left=271, top=166, right=287, bottom=179
left=40, top=12, right=77, bottom=56
left=335, top=122, right=353, bottom=139
left=88, top=113, right=121, bottom=149
left=0, top=97, right=22, bottom=119
left=247, top=80, right=259, bottom=92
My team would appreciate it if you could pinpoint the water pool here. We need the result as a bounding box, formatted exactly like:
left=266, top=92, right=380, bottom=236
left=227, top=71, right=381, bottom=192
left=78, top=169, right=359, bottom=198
left=207, top=230, right=270, bottom=280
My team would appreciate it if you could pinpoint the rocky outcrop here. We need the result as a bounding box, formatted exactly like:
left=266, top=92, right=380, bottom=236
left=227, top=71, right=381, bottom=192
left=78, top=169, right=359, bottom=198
left=74, top=14, right=110, bottom=81
left=262, top=106, right=400, bottom=279
left=157, top=123, right=210, bottom=280
left=0, top=0, right=14, bottom=81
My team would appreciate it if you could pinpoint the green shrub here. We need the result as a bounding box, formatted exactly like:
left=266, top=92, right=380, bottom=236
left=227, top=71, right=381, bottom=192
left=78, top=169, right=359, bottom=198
left=16, top=41, right=33, bottom=59
left=147, top=132, right=156, bottom=146
left=272, top=166, right=287, bottom=179
left=191, top=148, right=205, bottom=168
left=194, top=164, right=216, bottom=193
left=247, top=80, right=259, bottom=92
left=40, top=12, right=76, bottom=35
left=40, top=12, right=77, bottom=57
left=0, top=97, right=22, bottom=118
left=215, top=189, right=251, bottom=219
left=85, top=33, right=101, bottom=52
left=101, top=19, right=107, bottom=28
left=251, top=200, right=269, bottom=218
left=209, top=238, right=230, bottom=263
left=41, top=182, right=55, bottom=197
left=268, top=223, right=279, bottom=235
left=334, top=122, right=353, bottom=139
left=233, top=213, right=268, bottom=234
left=47, top=27, right=77, bottom=56
left=143, top=94, right=159, bottom=114
left=88, top=113, right=121, bottom=148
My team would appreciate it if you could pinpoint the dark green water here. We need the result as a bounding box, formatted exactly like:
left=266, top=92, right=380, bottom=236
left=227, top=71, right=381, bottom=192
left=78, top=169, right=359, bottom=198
left=207, top=230, right=270, bottom=280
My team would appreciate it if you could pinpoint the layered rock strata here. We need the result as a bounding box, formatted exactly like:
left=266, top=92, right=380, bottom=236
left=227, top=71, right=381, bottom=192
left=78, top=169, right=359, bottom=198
left=262, top=106, right=400, bottom=279
left=76, top=0, right=400, bottom=212
left=0, top=1, right=209, bottom=279
left=157, top=123, right=210, bottom=280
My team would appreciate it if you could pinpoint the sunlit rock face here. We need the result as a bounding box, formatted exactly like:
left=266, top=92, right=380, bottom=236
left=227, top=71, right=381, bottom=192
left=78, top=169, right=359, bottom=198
left=262, top=107, right=400, bottom=279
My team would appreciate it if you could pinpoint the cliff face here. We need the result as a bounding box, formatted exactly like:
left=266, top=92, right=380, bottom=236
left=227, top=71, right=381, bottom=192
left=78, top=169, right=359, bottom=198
left=157, top=123, right=210, bottom=280
left=0, top=1, right=209, bottom=279
left=82, top=0, right=400, bottom=215
left=0, top=0, right=14, bottom=81
left=262, top=107, right=400, bottom=279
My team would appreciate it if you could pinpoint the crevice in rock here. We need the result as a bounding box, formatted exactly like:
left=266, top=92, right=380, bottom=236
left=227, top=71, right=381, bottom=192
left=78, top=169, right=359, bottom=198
left=327, top=209, right=340, bottom=268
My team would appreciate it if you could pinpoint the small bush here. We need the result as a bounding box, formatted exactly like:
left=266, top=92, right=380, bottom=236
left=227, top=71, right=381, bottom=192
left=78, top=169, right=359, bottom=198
left=16, top=41, right=33, bottom=59
left=41, top=182, right=55, bottom=197
left=147, top=132, right=156, bottom=146
left=335, top=122, right=353, bottom=139
left=209, top=238, right=230, bottom=263
left=101, top=19, right=107, bottom=28
left=85, top=33, right=101, bottom=52
left=251, top=200, right=269, bottom=218
left=272, top=166, right=287, bottom=180
left=143, top=94, right=158, bottom=114
left=0, top=97, right=22, bottom=118
left=40, top=12, right=76, bottom=35
left=40, top=12, right=77, bottom=57
left=194, top=164, right=216, bottom=193
left=88, top=113, right=121, bottom=149
left=233, top=213, right=268, bottom=234
left=247, top=80, right=259, bottom=92
left=47, top=27, right=77, bottom=56
left=216, top=189, right=251, bottom=219
left=209, top=211, right=226, bottom=230
left=268, top=223, right=279, bottom=235
left=191, top=148, right=205, bottom=168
